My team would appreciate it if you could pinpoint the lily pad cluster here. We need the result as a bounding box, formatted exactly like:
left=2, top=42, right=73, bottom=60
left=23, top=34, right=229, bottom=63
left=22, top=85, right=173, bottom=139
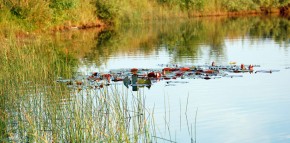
left=57, top=62, right=280, bottom=90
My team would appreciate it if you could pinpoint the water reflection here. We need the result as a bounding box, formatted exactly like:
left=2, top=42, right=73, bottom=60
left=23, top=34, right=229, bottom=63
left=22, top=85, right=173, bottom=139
left=78, top=16, right=288, bottom=66
left=249, top=16, right=289, bottom=42
left=2, top=15, right=290, bottom=143
left=78, top=16, right=289, bottom=143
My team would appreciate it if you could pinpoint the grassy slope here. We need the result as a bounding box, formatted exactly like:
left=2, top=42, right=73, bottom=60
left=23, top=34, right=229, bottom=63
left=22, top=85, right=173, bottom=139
left=0, top=0, right=289, bottom=37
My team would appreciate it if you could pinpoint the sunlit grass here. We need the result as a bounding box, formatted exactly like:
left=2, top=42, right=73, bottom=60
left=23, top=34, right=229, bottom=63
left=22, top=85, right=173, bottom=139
left=4, top=84, right=153, bottom=142
left=0, top=37, right=155, bottom=142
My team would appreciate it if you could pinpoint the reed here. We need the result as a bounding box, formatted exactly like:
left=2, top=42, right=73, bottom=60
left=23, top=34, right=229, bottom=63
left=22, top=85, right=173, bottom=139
left=0, top=37, right=155, bottom=142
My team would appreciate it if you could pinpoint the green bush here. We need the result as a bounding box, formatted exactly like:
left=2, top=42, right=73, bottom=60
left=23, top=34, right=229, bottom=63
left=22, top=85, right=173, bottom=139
left=95, top=0, right=119, bottom=21
left=222, top=0, right=257, bottom=11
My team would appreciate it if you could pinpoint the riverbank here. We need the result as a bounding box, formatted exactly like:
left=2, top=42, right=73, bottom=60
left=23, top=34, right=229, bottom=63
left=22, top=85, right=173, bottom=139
left=3, top=10, right=287, bottom=40
left=0, top=0, right=289, bottom=38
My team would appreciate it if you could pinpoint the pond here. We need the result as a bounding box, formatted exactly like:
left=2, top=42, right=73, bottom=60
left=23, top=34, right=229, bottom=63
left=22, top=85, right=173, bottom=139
left=2, top=15, right=290, bottom=143
left=76, top=16, right=290, bottom=142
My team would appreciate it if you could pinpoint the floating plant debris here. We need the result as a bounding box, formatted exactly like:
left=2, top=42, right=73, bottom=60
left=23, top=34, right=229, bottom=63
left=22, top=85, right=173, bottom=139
left=255, top=70, right=280, bottom=73
left=57, top=62, right=281, bottom=91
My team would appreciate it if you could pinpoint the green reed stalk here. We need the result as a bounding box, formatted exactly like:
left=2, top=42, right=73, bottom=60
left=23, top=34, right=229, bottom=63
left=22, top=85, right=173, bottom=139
left=0, top=35, right=157, bottom=142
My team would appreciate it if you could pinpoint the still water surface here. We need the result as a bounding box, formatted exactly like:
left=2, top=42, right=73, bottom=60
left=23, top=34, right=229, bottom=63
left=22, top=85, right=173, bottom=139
left=72, top=17, right=290, bottom=143
left=3, top=16, right=289, bottom=142
left=75, top=16, right=290, bottom=142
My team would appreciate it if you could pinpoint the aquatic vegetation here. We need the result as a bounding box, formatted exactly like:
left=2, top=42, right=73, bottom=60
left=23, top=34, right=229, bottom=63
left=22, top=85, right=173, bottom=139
left=3, top=84, right=154, bottom=142
left=56, top=62, right=281, bottom=91
left=0, top=44, right=156, bottom=143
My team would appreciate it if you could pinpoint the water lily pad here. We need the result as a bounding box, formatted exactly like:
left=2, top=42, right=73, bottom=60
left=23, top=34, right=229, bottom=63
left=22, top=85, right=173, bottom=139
left=123, top=76, right=131, bottom=88
left=57, top=62, right=282, bottom=90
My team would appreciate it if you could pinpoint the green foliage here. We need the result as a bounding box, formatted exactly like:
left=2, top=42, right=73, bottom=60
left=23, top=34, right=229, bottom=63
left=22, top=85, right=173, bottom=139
left=178, top=0, right=205, bottom=17
left=251, top=0, right=290, bottom=13
left=253, top=0, right=279, bottom=7
left=279, top=0, right=290, bottom=5
left=252, top=0, right=290, bottom=10
left=0, top=0, right=289, bottom=32
left=180, top=0, right=193, bottom=11
left=222, top=0, right=257, bottom=11
left=49, top=0, right=79, bottom=24
left=10, top=6, right=29, bottom=19
left=192, top=0, right=205, bottom=11
left=49, top=0, right=76, bottom=10
left=95, top=0, right=119, bottom=21
left=0, top=0, right=53, bottom=30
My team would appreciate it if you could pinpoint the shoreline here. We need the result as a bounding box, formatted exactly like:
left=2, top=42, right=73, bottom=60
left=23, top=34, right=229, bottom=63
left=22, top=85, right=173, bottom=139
left=6, top=8, right=289, bottom=39
left=49, top=7, right=290, bottom=32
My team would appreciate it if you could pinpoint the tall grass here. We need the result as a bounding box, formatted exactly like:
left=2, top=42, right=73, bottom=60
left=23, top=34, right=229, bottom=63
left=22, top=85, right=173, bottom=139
left=3, top=83, right=153, bottom=142
left=1, top=0, right=289, bottom=34
left=0, top=37, right=74, bottom=141
left=0, top=36, right=156, bottom=142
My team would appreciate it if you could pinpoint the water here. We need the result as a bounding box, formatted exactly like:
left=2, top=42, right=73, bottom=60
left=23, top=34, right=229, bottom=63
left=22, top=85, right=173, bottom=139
left=3, top=16, right=290, bottom=142
left=76, top=16, right=290, bottom=142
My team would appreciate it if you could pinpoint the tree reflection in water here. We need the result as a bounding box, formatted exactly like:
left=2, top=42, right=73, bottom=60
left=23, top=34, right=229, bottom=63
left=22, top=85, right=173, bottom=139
left=65, top=16, right=289, bottom=67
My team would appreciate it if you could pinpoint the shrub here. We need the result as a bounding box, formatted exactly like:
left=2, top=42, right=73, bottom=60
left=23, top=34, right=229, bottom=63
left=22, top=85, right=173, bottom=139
left=222, top=0, right=257, bottom=11
left=95, top=0, right=119, bottom=21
